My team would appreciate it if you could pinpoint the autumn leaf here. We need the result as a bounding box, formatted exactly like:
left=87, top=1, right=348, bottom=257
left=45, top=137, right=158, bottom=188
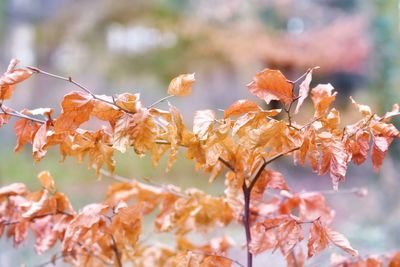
left=115, top=93, right=142, bottom=113
left=295, top=68, right=315, bottom=114
left=371, top=135, right=391, bottom=173
left=14, top=118, right=41, bottom=152
left=113, top=109, right=156, bottom=154
left=308, top=220, right=358, bottom=258
left=37, top=171, right=56, bottom=193
left=252, top=169, right=289, bottom=201
left=54, top=92, right=94, bottom=132
left=311, top=84, right=337, bottom=117
left=193, top=109, right=215, bottom=140
left=319, top=138, right=349, bottom=190
left=0, top=183, right=27, bottom=197
left=0, top=59, right=33, bottom=100
left=350, top=96, right=372, bottom=117
left=223, top=99, right=261, bottom=118
left=247, top=68, right=294, bottom=105
left=32, top=122, right=49, bottom=161
left=167, top=73, right=195, bottom=96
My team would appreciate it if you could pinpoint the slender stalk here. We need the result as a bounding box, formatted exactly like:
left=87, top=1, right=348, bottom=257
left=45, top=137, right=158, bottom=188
left=147, top=95, right=175, bottom=109
left=242, top=184, right=253, bottom=267
left=26, top=66, right=134, bottom=114
left=110, top=235, right=122, bottom=267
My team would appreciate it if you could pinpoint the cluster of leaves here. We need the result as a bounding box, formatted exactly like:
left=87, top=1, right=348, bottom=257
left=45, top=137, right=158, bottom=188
left=0, top=59, right=399, bottom=266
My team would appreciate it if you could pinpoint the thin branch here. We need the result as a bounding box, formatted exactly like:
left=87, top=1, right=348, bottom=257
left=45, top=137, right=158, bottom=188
left=189, top=251, right=245, bottom=267
left=148, top=95, right=175, bottom=109
left=0, top=110, right=45, bottom=124
left=110, top=235, right=122, bottom=267
left=299, top=114, right=325, bottom=130
left=99, top=168, right=187, bottom=198
left=26, top=66, right=134, bottom=114
left=288, top=66, right=320, bottom=85
left=248, top=146, right=301, bottom=192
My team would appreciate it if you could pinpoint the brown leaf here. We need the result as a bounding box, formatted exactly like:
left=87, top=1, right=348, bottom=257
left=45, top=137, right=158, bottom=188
left=371, top=135, right=391, bottom=173
left=295, top=69, right=314, bottom=114
left=37, top=171, right=56, bottom=193
left=223, top=99, right=261, bottom=118
left=32, top=122, right=49, bottom=161
left=54, top=92, right=94, bottom=132
left=319, top=139, right=349, bottom=190
left=311, top=84, right=337, bottom=117
left=308, top=220, right=358, bottom=258
left=115, top=93, right=142, bottom=113
left=13, top=118, right=41, bottom=152
left=193, top=110, right=215, bottom=140
left=113, top=109, right=156, bottom=154
left=286, top=246, right=305, bottom=267
left=348, top=131, right=370, bottom=165
left=0, top=183, right=27, bottom=197
left=92, top=98, right=123, bottom=124
left=0, top=59, right=33, bottom=100
left=167, top=73, right=195, bottom=96
left=276, top=218, right=304, bottom=256
left=350, top=97, right=372, bottom=117
left=307, top=220, right=329, bottom=258
left=247, top=69, right=294, bottom=105
left=252, top=169, right=289, bottom=201
left=325, top=227, right=358, bottom=257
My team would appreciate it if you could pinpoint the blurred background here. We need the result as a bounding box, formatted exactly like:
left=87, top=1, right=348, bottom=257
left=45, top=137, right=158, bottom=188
left=0, top=0, right=399, bottom=266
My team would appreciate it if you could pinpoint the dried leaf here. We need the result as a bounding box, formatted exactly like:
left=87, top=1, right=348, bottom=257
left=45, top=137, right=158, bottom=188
left=223, top=99, right=260, bottom=118
left=295, top=68, right=314, bottom=114
left=167, top=73, right=195, bottom=96
left=14, top=118, right=41, bottom=152
left=311, top=84, right=337, bottom=117
left=54, top=92, right=94, bottom=132
left=0, top=59, right=33, bottom=100
left=37, top=171, right=56, bottom=193
left=193, top=110, right=215, bottom=140
left=247, top=69, right=294, bottom=105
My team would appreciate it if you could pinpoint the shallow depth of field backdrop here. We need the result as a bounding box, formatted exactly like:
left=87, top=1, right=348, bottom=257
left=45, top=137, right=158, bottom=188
left=0, top=0, right=399, bottom=266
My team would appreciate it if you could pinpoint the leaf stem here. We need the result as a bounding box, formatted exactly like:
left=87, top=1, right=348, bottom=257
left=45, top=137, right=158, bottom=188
left=147, top=95, right=175, bottom=109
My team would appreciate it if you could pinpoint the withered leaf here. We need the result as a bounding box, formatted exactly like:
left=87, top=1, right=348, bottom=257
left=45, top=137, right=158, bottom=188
left=247, top=68, right=294, bottom=105
left=167, top=73, right=195, bottom=96
left=0, top=59, right=33, bottom=100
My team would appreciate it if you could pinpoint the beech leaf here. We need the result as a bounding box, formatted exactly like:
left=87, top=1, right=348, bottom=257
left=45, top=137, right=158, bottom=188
left=167, top=73, right=195, bottom=96
left=247, top=68, right=294, bottom=105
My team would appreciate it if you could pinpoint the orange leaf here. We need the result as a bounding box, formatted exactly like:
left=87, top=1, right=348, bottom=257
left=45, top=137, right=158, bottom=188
left=247, top=69, right=294, bottom=105
left=307, top=220, right=329, bottom=258
left=223, top=99, right=260, bottom=118
left=54, top=92, right=94, bottom=132
left=0, top=59, right=33, bottom=100
left=295, top=69, right=314, bottom=114
left=371, top=135, right=391, bottom=173
left=32, top=122, right=49, bottom=161
left=167, top=73, right=195, bottom=96
left=13, top=118, right=41, bottom=152
left=37, top=171, right=56, bottom=193
left=319, top=139, right=349, bottom=190
left=325, top=227, right=358, bottom=257
left=115, top=93, right=142, bottom=113
left=308, top=220, right=358, bottom=258
left=193, top=110, right=215, bottom=140
left=311, top=84, right=337, bottom=117
left=252, top=169, right=289, bottom=201
left=0, top=183, right=27, bottom=197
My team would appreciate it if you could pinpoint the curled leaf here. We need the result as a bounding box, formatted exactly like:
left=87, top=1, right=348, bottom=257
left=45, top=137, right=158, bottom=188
left=223, top=99, right=261, bottom=118
left=247, top=69, right=294, bottom=105
left=0, top=59, right=33, bottom=100
left=167, top=73, right=195, bottom=96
